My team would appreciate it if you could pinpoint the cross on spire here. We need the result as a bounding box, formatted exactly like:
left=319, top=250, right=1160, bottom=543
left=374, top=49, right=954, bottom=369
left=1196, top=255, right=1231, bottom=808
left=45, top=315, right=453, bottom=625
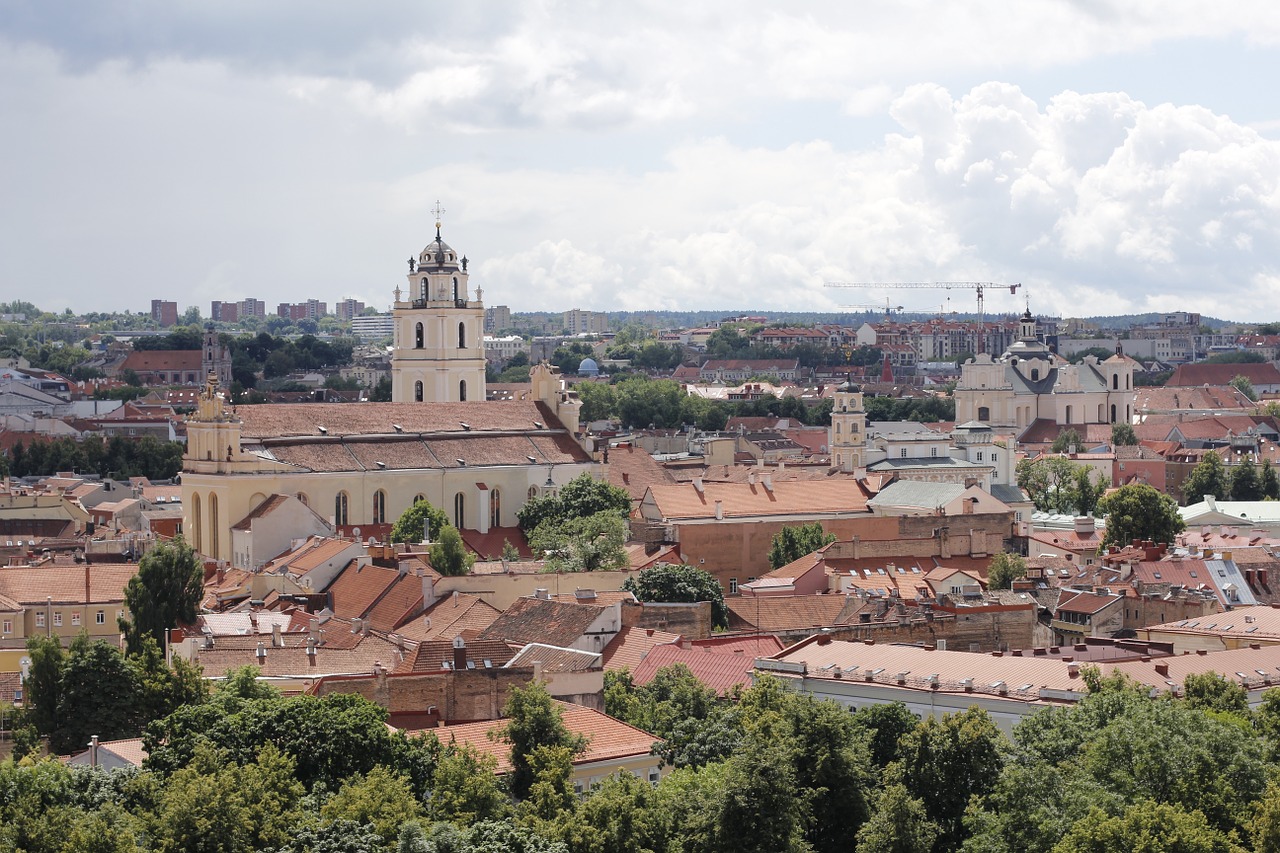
left=431, top=200, right=446, bottom=238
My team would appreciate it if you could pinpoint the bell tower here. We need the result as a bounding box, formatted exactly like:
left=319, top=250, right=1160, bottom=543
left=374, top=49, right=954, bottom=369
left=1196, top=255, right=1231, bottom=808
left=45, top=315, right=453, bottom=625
left=390, top=202, right=488, bottom=403
left=829, top=381, right=866, bottom=473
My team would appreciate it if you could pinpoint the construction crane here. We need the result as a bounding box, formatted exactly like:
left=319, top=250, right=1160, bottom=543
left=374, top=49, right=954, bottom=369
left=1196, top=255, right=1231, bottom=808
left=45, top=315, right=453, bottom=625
left=826, top=281, right=1022, bottom=352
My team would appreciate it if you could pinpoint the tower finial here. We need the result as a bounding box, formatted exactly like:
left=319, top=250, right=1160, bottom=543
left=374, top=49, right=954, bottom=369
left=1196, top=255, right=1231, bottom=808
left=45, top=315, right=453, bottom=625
left=431, top=199, right=446, bottom=238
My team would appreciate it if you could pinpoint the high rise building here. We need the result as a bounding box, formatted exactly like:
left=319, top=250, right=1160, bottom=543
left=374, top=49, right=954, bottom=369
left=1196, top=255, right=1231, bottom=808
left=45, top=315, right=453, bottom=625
left=562, top=309, right=608, bottom=335
left=211, top=301, right=239, bottom=323
left=485, top=305, right=512, bottom=333
left=151, top=299, right=178, bottom=327
left=335, top=298, right=366, bottom=322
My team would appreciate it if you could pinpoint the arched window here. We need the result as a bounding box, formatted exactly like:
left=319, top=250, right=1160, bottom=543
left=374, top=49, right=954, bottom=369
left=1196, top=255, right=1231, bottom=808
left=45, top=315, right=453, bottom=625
left=414, top=493, right=425, bottom=505
left=372, top=490, right=386, bottom=524
left=459, top=380, right=467, bottom=401
left=1098, top=404, right=1105, bottom=422
left=458, top=322, right=466, bottom=349
left=192, top=493, right=202, bottom=553
left=415, top=322, right=424, bottom=348
left=1112, top=373, right=1119, bottom=390
left=1065, top=405, right=1073, bottom=424
left=415, top=380, right=423, bottom=402
left=210, top=494, right=219, bottom=558
left=835, top=422, right=841, bottom=434
left=978, top=406, right=990, bottom=422
left=296, top=492, right=309, bottom=507
left=490, top=489, right=501, bottom=528
left=1126, top=374, right=1131, bottom=389
left=454, top=492, right=465, bottom=528
left=529, top=486, right=538, bottom=500
left=335, top=492, right=349, bottom=527
left=452, top=276, right=459, bottom=302
left=1110, top=404, right=1117, bottom=423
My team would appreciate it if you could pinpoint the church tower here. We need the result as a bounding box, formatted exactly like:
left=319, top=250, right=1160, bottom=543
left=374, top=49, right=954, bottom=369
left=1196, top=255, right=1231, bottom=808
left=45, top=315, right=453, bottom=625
left=202, top=325, right=232, bottom=388
left=390, top=204, right=487, bottom=403
left=829, top=381, right=866, bottom=473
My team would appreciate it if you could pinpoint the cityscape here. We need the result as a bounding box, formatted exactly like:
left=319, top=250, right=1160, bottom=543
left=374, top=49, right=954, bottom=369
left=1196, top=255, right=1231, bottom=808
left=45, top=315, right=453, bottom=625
left=6, top=3, right=1280, bottom=852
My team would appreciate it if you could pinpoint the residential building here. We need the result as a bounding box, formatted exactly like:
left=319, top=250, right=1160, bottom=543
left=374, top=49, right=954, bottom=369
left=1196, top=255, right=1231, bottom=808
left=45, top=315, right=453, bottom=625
left=485, top=305, right=512, bottom=334
left=210, top=301, right=239, bottom=323
left=484, top=335, right=531, bottom=363
left=238, top=298, right=267, bottom=319
left=335, top=298, right=366, bottom=322
left=350, top=313, right=393, bottom=341
left=150, top=300, right=178, bottom=327
left=563, top=309, right=608, bottom=335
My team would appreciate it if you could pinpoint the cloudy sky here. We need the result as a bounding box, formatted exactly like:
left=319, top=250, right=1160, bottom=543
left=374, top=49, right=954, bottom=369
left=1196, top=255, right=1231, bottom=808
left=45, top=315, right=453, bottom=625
left=3, top=2, right=1280, bottom=321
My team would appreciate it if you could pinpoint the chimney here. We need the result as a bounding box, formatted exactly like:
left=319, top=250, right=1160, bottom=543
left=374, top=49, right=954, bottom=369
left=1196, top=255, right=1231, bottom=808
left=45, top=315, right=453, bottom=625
left=1154, top=662, right=1169, bottom=677
left=714, top=500, right=723, bottom=520
left=1067, top=663, right=1080, bottom=678
left=452, top=636, right=467, bottom=671
left=692, top=477, right=704, bottom=494
left=89, top=734, right=99, bottom=767
left=421, top=569, right=437, bottom=608
left=306, top=637, right=317, bottom=667
left=535, top=587, right=551, bottom=600
left=256, top=642, right=266, bottom=663
left=1074, top=516, right=1095, bottom=535
left=272, top=622, right=283, bottom=648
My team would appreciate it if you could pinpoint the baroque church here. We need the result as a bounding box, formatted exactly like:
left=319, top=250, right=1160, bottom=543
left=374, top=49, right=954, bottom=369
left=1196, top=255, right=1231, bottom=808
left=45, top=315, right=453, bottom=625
left=954, top=309, right=1138, bottom=435
left=182, top=217, right=595, bottom=564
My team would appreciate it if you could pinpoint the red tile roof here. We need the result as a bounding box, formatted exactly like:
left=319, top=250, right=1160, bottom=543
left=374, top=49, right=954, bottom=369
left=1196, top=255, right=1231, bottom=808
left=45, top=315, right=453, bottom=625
left=479, top=597, right=606, bottom=648
left=0, top=563, right=136, bottom=605
left=600, top=625, right=683, bottom=671
left=632, top=643, right=757, bottom=697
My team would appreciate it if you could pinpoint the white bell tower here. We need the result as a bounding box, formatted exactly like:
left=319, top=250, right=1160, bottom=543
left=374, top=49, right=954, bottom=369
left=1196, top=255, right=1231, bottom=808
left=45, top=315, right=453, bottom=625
left=390, top=201, right=487, bottom=403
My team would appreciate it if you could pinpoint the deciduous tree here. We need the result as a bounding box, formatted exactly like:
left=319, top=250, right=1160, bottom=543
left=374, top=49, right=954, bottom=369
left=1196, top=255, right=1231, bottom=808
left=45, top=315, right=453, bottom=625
left=622, top=562, right=729, bottom=629
left=390, top=498, right=450, bottom=545
left=120, top=536, right=204, bottom=656
left=768, top=522, right=836, bottom=570
left=528, top=512, right=629, bottom=572
left=1182, top=452, right=1229, bottom=503
left=428, top=525, right=475, bottom=577
left=987, top=552, right=1027, bottom=590
left=1096, top=483, right=1186, bottom=548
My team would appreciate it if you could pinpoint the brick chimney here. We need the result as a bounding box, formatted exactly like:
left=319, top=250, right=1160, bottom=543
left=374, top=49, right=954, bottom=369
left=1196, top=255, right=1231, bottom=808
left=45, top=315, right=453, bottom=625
left=452, top=636, right=467, bottom=670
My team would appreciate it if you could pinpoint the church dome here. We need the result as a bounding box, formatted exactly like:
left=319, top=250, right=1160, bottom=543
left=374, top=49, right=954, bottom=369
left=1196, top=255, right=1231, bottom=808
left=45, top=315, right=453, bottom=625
left=419, top=235, right=461, bottom=271
left=578, top=357, right=599, bottom=376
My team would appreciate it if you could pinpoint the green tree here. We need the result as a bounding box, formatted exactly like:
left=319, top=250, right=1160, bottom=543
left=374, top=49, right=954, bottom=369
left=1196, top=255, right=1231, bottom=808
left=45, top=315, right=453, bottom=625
left=528, top=512, right=629, bottom=573
left=889, top=707, right=1004, bottom=851
left=1182, top=672, right=1250, bottom=717
left=371, top=375, right=392, bottom=401
left=1232, top=462, right=1262, bottom=501
left=55, top=634, right=143, bottom=754
left=1051, top=427, right=1084, bottom=454
left=1232, top=375, right=1258, bottom=402
left=390, top=499, right=450, bottom=544
left=429, top=525, right=475, bottom=576
left=1096, top=483, right=1186, bottom=548
left=1111, top=423, right=1138, bottom=446
left=987, top=552, right=1027, bottom=591
left=321, top=766, right=423, bottom=845
left=120, top=536, right=204, bottom=656
left=517, top=473, right=631, bottom=532
left=24, top=634, right=65, bottom=744
left=1207, top=351, right=1265, bottom=364
left=423, top=743, right=511, bottom=825
left=713, top=726, right=809, bottom=853
left=855, top=783, right=938, bottom=853
left=768, top=522, right=836, bottom=570
left=498, top=680, right=586, bottom=801
left=1054, top=801, right=1241, bottom=853
left=849, top=701, right=919, bottom=772
left=1016, top=456, right=1097, bottom=514
left=1182, top=452, right=1229, bottom=503
left=623, top=562, right=729, bottom=630
left=1263, top=459, right=1280, bottom=500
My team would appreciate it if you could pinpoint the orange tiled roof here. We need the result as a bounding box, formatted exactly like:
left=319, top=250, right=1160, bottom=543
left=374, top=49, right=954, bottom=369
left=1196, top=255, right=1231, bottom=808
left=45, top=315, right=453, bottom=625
left=601, top=625, right=682, bottom=671
left=0, top=563, right=135, bottom=605
left=632, top=643, right=757, bottom=697
left=237, top=400, right=569, bottom=440
left=645, top=479, right=871, bottom=521
left=479, top=597, right=606, bottom=648
left=394, top=638, right=515, bottom=673
left=393, top=593, right=502, bottom=642
left=326, top=562, right=402, bottom=621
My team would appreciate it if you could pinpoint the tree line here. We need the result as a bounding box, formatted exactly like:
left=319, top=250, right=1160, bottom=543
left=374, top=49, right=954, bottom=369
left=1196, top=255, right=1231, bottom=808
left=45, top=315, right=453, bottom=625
left=11, top=659, right=1280, bottom=852
left=5, top=435, right=184, bottom=481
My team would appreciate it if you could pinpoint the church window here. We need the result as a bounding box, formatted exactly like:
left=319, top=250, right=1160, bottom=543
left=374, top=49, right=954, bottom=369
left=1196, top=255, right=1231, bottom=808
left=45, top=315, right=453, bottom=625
left=490, top=489, right=501, bottom=528
left=372, top=490, right=386, bottom=524
left=835, top=422, right=841, bottom=434
left=529, top=486, right=538, bottom=500
left=210, top=494, right=219, bottom=557
left=453, top=277, right=460, bottom=302
left=192, top=494, right=202, bottom=553
left=1065, top=405, right=1073, bottom=423
left=454, top=493, right=465, bottom=528
left=458, top=322, right=466, bottom=349
left=414, top=494, right=425, bottom=505
left=335, top=492, right=349, bottom=527
left=1112, top=373, right=1119, bottom=390
left=296, top=492, right=309, bottom=507
left=900, top=448, right=907, bottom=457
left=1030, top=368, right=1040, bottom=381
left=415, top=322, right=423, bottom=348
left=1110, top=404, right=1117, bottom=423
left=415, top=381, right=423, bottom=402
left=978, top=406, right=990, bottom=422
left=1126, top=374, right=1131, bottom=390
left=459, top=380, right=467, bottom=401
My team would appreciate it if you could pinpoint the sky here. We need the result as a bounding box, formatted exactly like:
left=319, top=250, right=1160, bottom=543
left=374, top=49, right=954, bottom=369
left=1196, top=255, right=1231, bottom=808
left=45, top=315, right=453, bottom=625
left=3, top=2, right=1280, bottom=322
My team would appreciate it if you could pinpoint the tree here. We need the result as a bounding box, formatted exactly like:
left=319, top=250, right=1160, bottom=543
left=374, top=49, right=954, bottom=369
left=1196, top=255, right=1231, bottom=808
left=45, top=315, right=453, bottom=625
left=849, top=701, right=918, bottom=771
left=390, top=499, right=450, bottom=544
left=321, top=766, right=423, bottom=845
left=1232, top=462, right=1263, bottom=501
left=1232, top=374, right=1259, bottom=401
left=1182, top=452, right=1229, bottom=503
left=854, top=783, right=938, bottom=853
left=423, top=744, right=510, bottom=825
left=768, top=522, right=836, bottom=570
left=24, top=634, right=65, bottom=743
left=623, top=562, right=729, bottom=629
left=120, top=536, right=204, bottom=656
left=1264, top=459, right=1280, bottom=501
left=1056, top=801, right=1241, bottom=853
left=498, top=680, right=586, bottom=800
left=517, top=473, right=631, bottom=532
left=1051, top=428, right=1083, bottom=454
left=55, top=633, right=143, bottom=754
left=1017, top=456, right=1099, bottom=514
left=428, top=525, right=475, bottom=577
left=987, top=552, right=1027, bottom=590
left=1096, top=483, right=1186, bottom=548
left=371, top=375, right=392, bottom=401
left=713, top=727, right=810, bottom=853
left=528, top=512, right=629, bottom=572
left=1111, top=423, right=1138, bottom=446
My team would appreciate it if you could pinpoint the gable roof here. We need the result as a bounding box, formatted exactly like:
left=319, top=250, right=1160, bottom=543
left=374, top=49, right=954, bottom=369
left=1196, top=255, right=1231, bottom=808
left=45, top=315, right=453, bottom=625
left=479, top=597, right=606, bottom=648
left=600, top=625, right=683, bottom=671
left=645, top=479, right=871, bottom=521
left=1167, top=363, right=1280, bottom=387
left=631, top=643, right=758, bottom=697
